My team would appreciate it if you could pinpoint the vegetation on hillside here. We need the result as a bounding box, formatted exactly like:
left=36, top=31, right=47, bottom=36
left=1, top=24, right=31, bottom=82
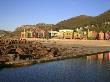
left=56, top=9, right=110, bottom=32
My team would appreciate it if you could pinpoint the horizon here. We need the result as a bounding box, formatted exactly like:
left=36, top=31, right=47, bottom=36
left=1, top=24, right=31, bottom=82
left=0, top=0, right=110, bottom=31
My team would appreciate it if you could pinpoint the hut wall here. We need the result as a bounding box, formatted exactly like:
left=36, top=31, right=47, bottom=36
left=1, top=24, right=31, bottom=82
left=63, top=32, right=73, bottom=39
left=105, top=32, right=109, bottom=40
left=88, top=31, right=93, bottom=38
left=32, top=32, right=38, bottom=38
left=74, top=32, right=80, bottom=39
left=108, top=32, right=110, bottom=40
left=99, top=31, right=104, bottom=40
left=25, top=32, right=28, bottom=38
left=20, top=32, right=25, bottom=39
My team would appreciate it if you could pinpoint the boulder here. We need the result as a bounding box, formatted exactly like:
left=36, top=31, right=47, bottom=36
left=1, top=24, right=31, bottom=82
left=50, top=47, right=60, bottom=57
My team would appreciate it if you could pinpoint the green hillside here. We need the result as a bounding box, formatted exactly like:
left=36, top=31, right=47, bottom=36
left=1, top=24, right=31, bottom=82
left=56, top=9, right=110, bottom=32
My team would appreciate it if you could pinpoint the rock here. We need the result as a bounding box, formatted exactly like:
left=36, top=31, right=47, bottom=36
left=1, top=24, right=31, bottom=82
left=45, top=52, right=54, bottom=58
left=50, top=47, right=60, bottom=57
left=16, top=47, right=23, bottom=54
left=0, top=56, right=11, bottom=62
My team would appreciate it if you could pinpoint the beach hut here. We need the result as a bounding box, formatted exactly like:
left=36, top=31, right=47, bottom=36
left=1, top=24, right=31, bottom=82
left=25, top=32, right=28, bottom=38
left=108, top=32, right=110, bottom=40
left=32, top=31, right=39, bottom=38
left=20, top=31, right=32, bottom=39
left=59, top=29, right=73, bottom=39
left=38, top=30, right=45, bottom=38
left=27, top=31, right=32, bottom=38
left=99, top=31, right=104, bottom=40
left=80, top=31, right=87, bottom=39
left=48, top=31, right=59, bottom=38
left=73, top=32, right=80, bottom=39
left=87, top=31, right=96, bottom=40
left=20, top=32, right=25, bottom=39
left=20, top=29, right=26, bottom=39
left=88, top=31, right=93, bottom=38
left=92, top=31, right=97, bottom=40
left=25, top=31, right=32, bottom=38
left=105, top=32, right=109, bottom=40
left=32, top=29, right=45, bottom=38
left=87, top=31, right=94, bottom=39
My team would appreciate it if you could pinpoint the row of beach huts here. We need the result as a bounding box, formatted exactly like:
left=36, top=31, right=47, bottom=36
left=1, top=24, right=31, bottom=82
left=20, top=29, right=110, bottom=40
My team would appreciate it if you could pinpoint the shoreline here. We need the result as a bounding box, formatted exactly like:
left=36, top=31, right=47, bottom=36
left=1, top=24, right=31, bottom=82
left=1, top=39, right=110, bottom=68
left=1, top=50, right=110, bottom=68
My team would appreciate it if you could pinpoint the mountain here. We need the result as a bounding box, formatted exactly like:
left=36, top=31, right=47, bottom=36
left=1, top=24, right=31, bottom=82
left=14, top=23, right=55, bottom=37
left=56, top=9, right=110, bottom=31
left=0, top=30, right=11, bottom=35
left=0, top=30, right=13, bottom=38
left=56, top=15, right=94, bottom=29
left=14, top=9, right=110, bottom=34
left=15, top=23, right=54, bottom=31
left=91, top=9, right=110, bottom=24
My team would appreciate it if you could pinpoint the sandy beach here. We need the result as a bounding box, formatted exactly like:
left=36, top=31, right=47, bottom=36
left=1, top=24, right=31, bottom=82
left=26, top=38, right=110, bottom=47
left=1, top=39, right=110, bottom=67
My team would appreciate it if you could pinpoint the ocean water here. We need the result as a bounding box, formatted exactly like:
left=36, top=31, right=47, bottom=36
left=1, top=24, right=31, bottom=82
left=0, top=52, right=110, bottom=82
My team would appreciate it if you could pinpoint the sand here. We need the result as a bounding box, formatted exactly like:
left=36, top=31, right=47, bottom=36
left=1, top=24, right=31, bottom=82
left=26, top=38, right=110, bottom=47
left=27, top=39, right=110, bottom=56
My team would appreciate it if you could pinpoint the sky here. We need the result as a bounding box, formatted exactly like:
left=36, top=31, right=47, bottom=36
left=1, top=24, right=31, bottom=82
left=0, top=0, right=110, bottom=31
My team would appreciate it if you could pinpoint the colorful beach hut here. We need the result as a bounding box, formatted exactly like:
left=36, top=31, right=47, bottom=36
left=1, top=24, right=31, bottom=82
left=59, top=29, right=73, bottom=39
left=74, top=32, right=81, bottom=39
left=99, top=31, right=104, bottom=40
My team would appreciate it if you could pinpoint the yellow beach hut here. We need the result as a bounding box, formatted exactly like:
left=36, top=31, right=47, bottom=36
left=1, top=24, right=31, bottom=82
left=59, top=29, right=73, bottom=39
